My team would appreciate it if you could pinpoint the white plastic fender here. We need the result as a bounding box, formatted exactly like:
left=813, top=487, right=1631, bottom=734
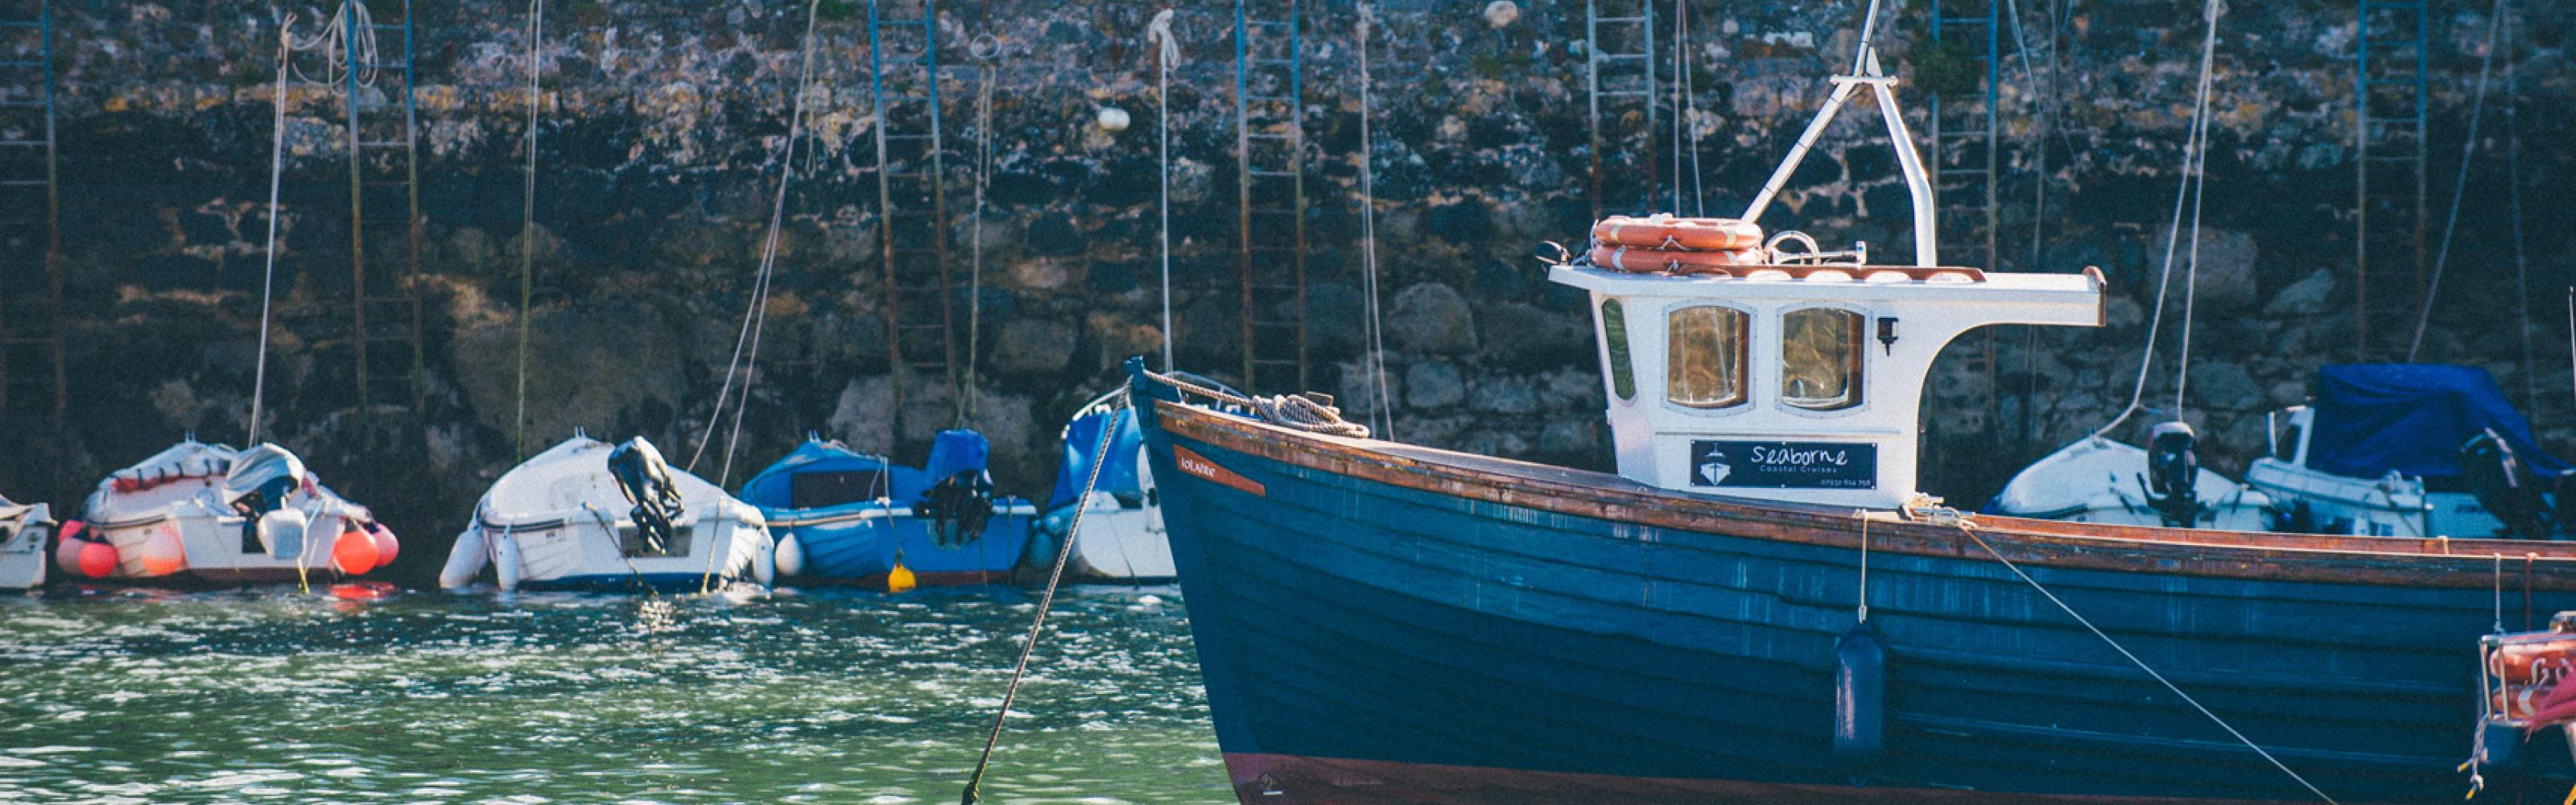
left=749, top=521, right=775, bottom=587
left=258, top=509, right=310, bottom=560
left=494, top=530, right=523, bottom=592
left=440, top=526, right=488, bottom=590
left=774, top=531, right=805, bottom=578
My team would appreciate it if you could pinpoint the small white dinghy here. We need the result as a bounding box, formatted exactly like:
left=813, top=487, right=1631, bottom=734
left=0, top=496, right=55, bottom=591
left=1990, top=423, right=2273, bottom=530
left=440, top=435, right=774, bottom=592
left=61, top=439, right=396, bottom=584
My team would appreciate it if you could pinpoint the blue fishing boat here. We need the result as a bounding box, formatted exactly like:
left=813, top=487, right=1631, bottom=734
left=1125, top=10, right=2576, bottom=802
left=739, top=431, right=1037, bottom=588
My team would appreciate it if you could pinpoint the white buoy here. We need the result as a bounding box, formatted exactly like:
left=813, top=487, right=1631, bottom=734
left=774, top=532, right=805, bottom=578
left=440, top=527, right=489, bottom=589
left=1096, top=106, right=1131, bottom=133
left=749, top=521, right=776, bottom=587
left=494, top=531, right=523, bottom=592
left=1483, top=1, right=1520, bottom=28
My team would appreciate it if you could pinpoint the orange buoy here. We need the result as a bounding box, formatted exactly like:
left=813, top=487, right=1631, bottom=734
left=76, top=539, right=117, bottom=580
left=137, top=526, right=188, bottom=576
left=369, top=524, right=399, bottom=567
left=1591, top=215, right=1764, bottom=251
left=332, top=529, right=380, bottom=575
left=1587, top=243, right=1765, bottom=275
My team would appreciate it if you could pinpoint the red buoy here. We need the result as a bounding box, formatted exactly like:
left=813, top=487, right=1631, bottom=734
left=332, top=529, right=379, bottom=575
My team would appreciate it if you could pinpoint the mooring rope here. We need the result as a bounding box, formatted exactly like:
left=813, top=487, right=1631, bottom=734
left=1147, top=9, right=1179, bottom=373
left=1355, top=5, right=1394, bottom=440
left=687, top=0, right=824, bottom=479
left=960, top=392, right=1129, bottom=805
left=515, top=0, right=544, bottom=460
left=2094, top=0, right=2220, bottom=440
left=966, top=35, right=1000, bottom=424
left=250, top=17, right=295, bottom=445
left=2405, top=0, right=2510, bottom=363
left=1946, top=514, right=2338, bottom=803
left=2505, top=8, right=2532, bottom=411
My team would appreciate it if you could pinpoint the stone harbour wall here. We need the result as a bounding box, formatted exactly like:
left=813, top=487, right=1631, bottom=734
left=6, top=0, right=2572, bottom=579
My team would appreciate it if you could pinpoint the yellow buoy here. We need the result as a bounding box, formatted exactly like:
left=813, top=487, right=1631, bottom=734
left=887, top=561, right=917, bottom=593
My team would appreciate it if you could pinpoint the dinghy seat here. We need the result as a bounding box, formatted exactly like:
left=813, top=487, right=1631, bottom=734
left=2142, top=422, right=2203, bottom=528
left=2462, top=428, right=2560, bottom=540
left=607, top=437, right=687, bottom=555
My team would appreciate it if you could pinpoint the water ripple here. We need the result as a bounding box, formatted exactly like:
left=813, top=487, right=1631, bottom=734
left=0, top=584, right=1228, bottom=803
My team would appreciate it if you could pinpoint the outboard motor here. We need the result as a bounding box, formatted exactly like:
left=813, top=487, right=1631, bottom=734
left=914, top=429, right=997, bottom=548
left=2140, top=422, right=2203, bottom=528
left=2462, top=428, right=2556, bottom=540
left=607, top=437, right=686, bottom=555
left=226, top=444, right=308, bottom=555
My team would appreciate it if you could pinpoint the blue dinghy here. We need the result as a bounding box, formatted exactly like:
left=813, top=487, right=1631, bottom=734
left=740, top=431, right=1036, bottom=588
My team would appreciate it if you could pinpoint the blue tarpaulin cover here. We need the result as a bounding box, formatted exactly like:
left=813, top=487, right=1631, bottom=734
left=923, top=429, right=993, bottom=481
left=739, top=439, right=932, bottom=510
left=2308, top=364, right=2566, bottom=480
left=1047, top=409, right=1142, bottom=510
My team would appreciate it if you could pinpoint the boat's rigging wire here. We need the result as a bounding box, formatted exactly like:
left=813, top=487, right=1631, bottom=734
left=1675, top=0, right=1704, bottom=216
left=1148, top=10, right=1178, bottom=374
left=2093, top=0, right=2220, bottom=440
left=1356, top=5, right=1393, bottom=440
left=960, top=391, right=1129, bottom=805
left=1948, top=516, right=2339, bottom=804
left=516, top=0, right=544, bottom=460
left=687, top=0, right=824, bottom=480
left=2406, top=0, right=2510, bottom=363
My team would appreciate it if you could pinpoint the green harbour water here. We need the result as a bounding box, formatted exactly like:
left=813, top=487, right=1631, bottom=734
left=0, top=585, right=1229, bottom=803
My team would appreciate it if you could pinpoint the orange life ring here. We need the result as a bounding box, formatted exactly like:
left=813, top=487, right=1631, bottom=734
left=1587, top=243, right=1765, bottom=275
left=1591, top=215, right=1765, bottom=251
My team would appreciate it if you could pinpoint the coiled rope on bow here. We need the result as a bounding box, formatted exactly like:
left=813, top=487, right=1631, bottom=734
left=960, top=390, right=1130, bottom=805
left=687, top=0, right=825, bottom=482
left=1143, top=369, right=1364, bottom=436
left=1910, top=497, right=2339, bottom=803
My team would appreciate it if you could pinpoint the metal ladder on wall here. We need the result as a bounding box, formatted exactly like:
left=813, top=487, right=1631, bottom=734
left=1585, top=0, right=1655, bottom=221
left=2354, top=0, right=2428, bottom=357
left=0, top=0, right=60, bottom=423
left=328, top=0, right=424, bottom=421
left=871, top=0, right=959, bottom=426
left=1235, top=0, right=1306, bottom=393
left=1928, top=0, right=2004, bottom=427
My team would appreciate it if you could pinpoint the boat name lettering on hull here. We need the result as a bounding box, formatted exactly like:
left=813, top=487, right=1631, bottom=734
left=1691, top=440, right=1877, bottom=489
left=1174, top=445, right=1266, bottom=497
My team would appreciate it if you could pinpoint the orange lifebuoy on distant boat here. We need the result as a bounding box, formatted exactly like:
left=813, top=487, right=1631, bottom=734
left=1591, top=215, right=1764, bottom=251
left=1586, top=243, right=1765, bottom=275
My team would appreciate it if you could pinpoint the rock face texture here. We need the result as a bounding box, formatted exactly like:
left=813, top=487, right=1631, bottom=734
left=2, top=1, right=2570, bottom=579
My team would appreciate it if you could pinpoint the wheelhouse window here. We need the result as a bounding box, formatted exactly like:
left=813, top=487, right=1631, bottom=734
left=1600, top=299, right=1636, bottom=401
left=1666, top=306, right=1748, bottom=408
left=1781, top=308, right=1864, bottom=411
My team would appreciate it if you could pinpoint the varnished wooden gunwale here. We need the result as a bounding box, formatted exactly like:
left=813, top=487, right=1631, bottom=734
left=1155, top=399, right=2576, bottom=590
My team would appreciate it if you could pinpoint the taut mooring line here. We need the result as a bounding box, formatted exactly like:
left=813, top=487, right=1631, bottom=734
left=960, top=393, right=1129, bottom=805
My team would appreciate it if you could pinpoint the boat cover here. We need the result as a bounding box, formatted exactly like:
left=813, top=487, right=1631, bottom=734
left=1048, top=409, right=1142, bottom=510
left=739, top=439, right=934, bottom=510
left=2309, top=364, right=2566, bottom=480
left=924, top=429, right=993, bottom=481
